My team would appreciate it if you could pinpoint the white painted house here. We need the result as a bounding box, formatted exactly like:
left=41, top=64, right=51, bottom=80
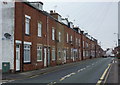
left=0, top=2, right=15, bottom=72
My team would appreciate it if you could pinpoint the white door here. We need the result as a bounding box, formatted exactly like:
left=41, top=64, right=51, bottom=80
left=48, top=48, right=50, bottom=66
left=44, top=48, right=47, bottom=67
left=73, top=51, right=75, bottom=61
left=64, top=50, right=66, bottom=63
left=16, top=45, right=20, bottom=71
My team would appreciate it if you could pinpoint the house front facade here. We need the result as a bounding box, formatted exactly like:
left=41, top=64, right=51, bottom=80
left=1, top=1, right=103, bottom=73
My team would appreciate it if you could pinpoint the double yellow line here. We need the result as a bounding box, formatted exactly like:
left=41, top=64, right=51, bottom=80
left=96, top=64, right=111, bottom=85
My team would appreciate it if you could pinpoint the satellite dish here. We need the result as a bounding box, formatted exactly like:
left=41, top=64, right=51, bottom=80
left=4, top=33, right=11, bottom=39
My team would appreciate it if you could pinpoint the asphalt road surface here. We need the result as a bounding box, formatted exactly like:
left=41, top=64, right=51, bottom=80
left=7, top=57, right=114, bottom=84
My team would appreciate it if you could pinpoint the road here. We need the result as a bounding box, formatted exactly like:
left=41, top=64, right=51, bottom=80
left=6, top=57, right=113, bottom=84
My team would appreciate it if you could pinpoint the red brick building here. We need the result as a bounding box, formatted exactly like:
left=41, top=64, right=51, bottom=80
left=1, top=1, right=104, bottom=72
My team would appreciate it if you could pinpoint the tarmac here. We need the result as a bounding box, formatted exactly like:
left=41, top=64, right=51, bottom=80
left=2, top=60, right=85, bottom=81
left=2, top=58, right=120, bottom=84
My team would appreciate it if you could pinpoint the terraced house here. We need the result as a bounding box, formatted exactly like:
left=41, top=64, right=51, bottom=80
left=0, top=1, right=104, bottom=73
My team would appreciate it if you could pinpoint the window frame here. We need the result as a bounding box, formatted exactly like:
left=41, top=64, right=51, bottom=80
left=52, top=47, right=56, bottom=61
left=52, top=28, right=55, bottom=40
left=25, top=15, right=31, bottom=35
left=38, top=22, right=42, bottom=37
left=24, top=44, right=31, bottom=63
left=67, top=33, right=69, bottom=43
left=59, top=32, right=61, bottom=42
left=37, top=45, right=42, bottom=62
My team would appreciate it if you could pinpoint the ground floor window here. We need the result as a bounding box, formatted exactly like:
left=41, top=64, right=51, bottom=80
left=37, top=45, right=42, bottom=61
left=24, top=44, right=31, bottom=63
left=52, top=47, right=55, bottom=60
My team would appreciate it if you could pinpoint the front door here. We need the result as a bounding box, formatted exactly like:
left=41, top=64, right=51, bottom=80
left=16, top=44, right=20, bottom=71
left=44, top=48, right=47, bottom=67
left=47, top=48, right=50, bottom=66
left=64, top=50, right=66, bottom=63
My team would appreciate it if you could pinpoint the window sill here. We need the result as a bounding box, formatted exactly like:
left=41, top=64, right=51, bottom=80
left=25, top=34, right=30, bottom=36
left=37, top=60, right=42, bottom=62
left=23, top=62, right=31, bottom=64
left=38, top=36, right=42, bottom=38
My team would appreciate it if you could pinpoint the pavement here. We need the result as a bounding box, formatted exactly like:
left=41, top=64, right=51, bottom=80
left=2, top=57, right=114, bottom=84
left=105, top=58, right=118, bottom=83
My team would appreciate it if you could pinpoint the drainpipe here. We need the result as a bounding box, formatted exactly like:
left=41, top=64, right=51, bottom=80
left=21, top=3, right=24, bottom=72
left=80, top=31, right=84, bottom=60
left=46, top=15, right=49, bottom=66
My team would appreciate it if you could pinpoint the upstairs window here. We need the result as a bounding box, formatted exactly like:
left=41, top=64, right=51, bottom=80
left=59, top=32, right=61, bottom=42
left=71, top=35, right=73, bottom=41
left=76, top=38, right=77, bottom=45
left=25, top=15, right=31, bottom=35
left=38, top=22, right=42, bottom=37
left=79, top=39, right=81, bottom=46
left=52, top=28, right=55, bottom=40
left=67, top=33, right=69, bottom=43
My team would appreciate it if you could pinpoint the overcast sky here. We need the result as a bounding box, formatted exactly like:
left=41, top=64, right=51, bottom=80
left=28, top=0, right=118, bottom=50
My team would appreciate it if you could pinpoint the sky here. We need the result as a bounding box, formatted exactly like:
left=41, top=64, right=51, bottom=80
left=28, top=0, right=118, bottom=50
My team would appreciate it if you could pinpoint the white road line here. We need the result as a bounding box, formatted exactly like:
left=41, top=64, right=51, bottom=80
left=83, top=68, right=86, bottom=70
left=60, top=72, right=76, bottom=81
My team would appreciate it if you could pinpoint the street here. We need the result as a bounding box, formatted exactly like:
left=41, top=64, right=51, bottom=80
left=4, top=57, right=114, bottom=84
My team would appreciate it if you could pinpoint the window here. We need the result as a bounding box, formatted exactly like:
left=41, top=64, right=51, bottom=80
left=52, top=48, right=55, bottom=60
left=24, top=45, right=31, bottom=63
left=37, top=45, right=42, bottom=61
left=79, top=39, right=81, bottom=46
left=76, top=38, right=77, bottom=45
left=67, top=33, right=69, bottom=43
left=25, top=15, right=31, bottom=35
left=71, top=35, right=72, bottom=41
left=59, top=32, right=61, bottom=42
left=83, top=41, right=84, bottom=48
left=38, top=22, right=42, bottom=37
left=52, top=28, right=55, bottom=40
left=86, top=42, right=88, bottom=48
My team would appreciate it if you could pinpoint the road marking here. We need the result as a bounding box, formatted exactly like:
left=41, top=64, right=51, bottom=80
left=115, top=61, right=117, bottom=63
left=30, top=75, right=39, bottom=78
left=60, top=72, right=76, bottom=81
left=77, top=70, right=81, bottom=72
left=96, top=64, right=111, bottom=85
left=47, top=81, right=57, bottom=85
left=103, top=64, right=112, bottom=84
left=83, top=68, right=86, bottom=70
